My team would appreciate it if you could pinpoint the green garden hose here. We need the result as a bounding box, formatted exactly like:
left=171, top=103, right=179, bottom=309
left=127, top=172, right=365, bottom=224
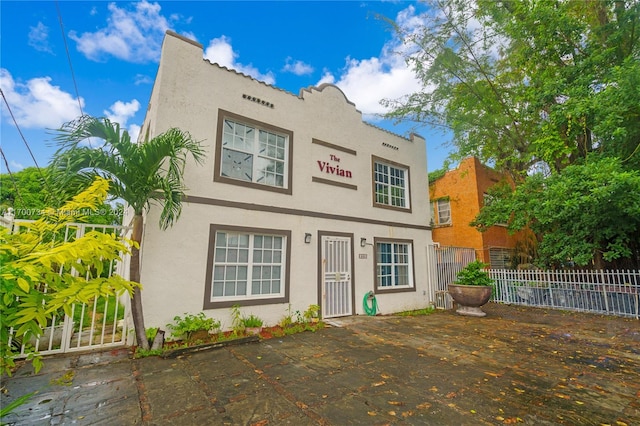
left=363, top=291, right=378, bottom=316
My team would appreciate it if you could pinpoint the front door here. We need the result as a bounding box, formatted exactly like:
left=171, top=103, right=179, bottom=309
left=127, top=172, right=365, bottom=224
left=321, top=235, right=353, bottom=318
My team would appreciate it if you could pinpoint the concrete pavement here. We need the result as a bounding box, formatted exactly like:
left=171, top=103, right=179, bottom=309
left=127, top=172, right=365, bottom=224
left=2, top=303, right=639, bottom=425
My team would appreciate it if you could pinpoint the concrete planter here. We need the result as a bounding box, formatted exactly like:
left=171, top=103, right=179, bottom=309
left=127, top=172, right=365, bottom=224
left=448, top=284, right=492, bottom=317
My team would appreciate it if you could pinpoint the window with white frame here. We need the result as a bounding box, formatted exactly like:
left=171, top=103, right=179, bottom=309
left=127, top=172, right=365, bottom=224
left=215, top=110, right=293, bottom=194
left=375, top=240, right=414, bottom=291
left=373, top=157, right=410, bottom=210
left=430, top=198, right=451, bottom=226
left=204, top=227, right=289, bottom=307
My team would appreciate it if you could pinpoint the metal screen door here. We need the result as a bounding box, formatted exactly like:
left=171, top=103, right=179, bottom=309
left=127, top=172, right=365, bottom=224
left=321, top=236, right=353, bottom=318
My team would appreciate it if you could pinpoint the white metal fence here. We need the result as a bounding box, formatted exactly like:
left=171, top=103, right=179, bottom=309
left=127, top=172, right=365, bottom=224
left=6, top=221, right=133, bottom=357
left=427, top=245, right=476, bottom=309
left=489, top=269, right=639, bottom=319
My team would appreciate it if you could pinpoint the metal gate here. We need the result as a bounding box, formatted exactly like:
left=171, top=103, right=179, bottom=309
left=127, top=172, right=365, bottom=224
left=427, top=245, right=476, bottom=309
left=321, top=235, right=353, bottom=318
left=8, top=222, right=132, bottom=357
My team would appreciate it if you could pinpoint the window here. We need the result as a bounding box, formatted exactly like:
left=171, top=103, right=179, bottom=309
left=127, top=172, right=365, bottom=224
left=372, top=156, right=410, bottom=211
left=430, top=198, right=451, bottom=226
left=204, top=225, right=290, bottom=308
left=374, top=239, right=415, bottom=292
left=214, top=110, right=293, bottom=194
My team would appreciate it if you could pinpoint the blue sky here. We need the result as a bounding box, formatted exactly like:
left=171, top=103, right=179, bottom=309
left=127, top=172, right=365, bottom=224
left=1, top=1, right=452, bottom=176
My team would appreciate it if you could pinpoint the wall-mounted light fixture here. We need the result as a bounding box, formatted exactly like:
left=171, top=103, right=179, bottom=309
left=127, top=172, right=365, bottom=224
left=304, top=233, right=312, bottom=244
left=360, top=237, right=368, bottom=247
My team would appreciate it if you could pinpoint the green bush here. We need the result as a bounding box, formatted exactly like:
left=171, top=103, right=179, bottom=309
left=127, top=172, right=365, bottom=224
left=454, top=261, right=494, bottom=286
left=167, top=313, right=220, bottom=340
left=241, top=314, right=263, bottom=328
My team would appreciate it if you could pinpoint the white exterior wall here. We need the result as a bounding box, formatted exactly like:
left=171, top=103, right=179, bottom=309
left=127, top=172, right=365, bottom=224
left=139, top=31, right=435, bottom=331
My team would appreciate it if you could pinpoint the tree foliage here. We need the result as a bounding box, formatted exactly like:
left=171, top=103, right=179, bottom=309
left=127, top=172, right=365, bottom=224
left=0, top=177, right=138, bottom=375
left=385, top=0, right=640, bottom=175
left=473, top=157, right=640, bottom=268
left=386, top=0, right=640, bottom=267
left=50, top=115, right=205, bottom=350
left=0, top=167, right=123, bottom=224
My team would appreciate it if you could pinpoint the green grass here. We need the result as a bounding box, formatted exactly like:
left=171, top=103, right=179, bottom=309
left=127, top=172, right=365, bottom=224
left=396, top=306, right=436, bottom=316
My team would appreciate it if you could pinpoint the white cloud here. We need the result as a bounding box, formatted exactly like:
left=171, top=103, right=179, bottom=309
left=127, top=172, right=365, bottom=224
left=0, top=68, right=84, bottom=128
left=10, top=161, right=25, bottom=171
left=203, top=36, right=275, bottom=85
left=282, top=57, right=314, bottom=76
left=28, top=22, right=53, bottom=54
left=316, top=6, right=424, bottom=119
left=128, top=124, right=141, bottom=143
left=104, top=99, right=140, bottom=127
left=134, top=74, right=153, bottom=85
left=69, top=0, right=171, bottom=63
left=317, top=70, right=335, bottom=86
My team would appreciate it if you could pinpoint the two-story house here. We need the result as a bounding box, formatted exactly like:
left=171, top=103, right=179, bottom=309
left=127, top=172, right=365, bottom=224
left=429, top=156, right=531, bottom=268
left=136, top=31, right=435, bottom=330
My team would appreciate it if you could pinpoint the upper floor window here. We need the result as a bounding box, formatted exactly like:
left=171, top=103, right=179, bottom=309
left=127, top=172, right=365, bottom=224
left=372, top=156, right=411, bottom=211
left=431, top=198, right=451, bottom=226
left=214, top=110, right=293, bottom=195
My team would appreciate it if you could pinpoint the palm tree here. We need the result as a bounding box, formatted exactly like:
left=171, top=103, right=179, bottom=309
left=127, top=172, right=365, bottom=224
left=51, top=115, right=205, bottom=350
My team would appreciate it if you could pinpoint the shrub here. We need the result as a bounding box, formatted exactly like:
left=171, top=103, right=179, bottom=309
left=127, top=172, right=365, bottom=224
left=167, top=313, right=220, bottom=340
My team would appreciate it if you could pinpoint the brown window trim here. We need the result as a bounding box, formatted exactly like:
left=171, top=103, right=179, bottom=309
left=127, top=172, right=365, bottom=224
left=371, top=155, right=413, bottom=213
left=213, top=109, right=294, bottom=195
left=372, top=237, right=417, bottom=295
left=203, top=224, right=291, bottom=309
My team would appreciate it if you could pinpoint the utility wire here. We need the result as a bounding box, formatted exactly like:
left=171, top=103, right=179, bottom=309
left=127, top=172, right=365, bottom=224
left=0, top=88, right=45, bottom=177
left=55, top=0, right=84, bottom=118
left=0, top=146, right=27, bottom=207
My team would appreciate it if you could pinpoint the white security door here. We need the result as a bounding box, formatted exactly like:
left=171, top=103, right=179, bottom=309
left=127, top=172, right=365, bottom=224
left=321, top=236, right=353, bottom=318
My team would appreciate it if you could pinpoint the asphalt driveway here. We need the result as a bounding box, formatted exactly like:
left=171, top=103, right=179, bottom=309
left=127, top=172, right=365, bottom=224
left=2, top=303, right=639, bottom=425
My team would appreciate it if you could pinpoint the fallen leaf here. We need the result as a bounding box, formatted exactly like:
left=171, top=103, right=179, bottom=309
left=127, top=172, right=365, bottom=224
left=514, top=388, right=525, bottom=393
left=372, top=381, right=386, bottom=387
left=416, top=402, right=431, bottom=410
left=485, top=372, right=501, bottom=378
left=388, top=411, right=396, bottom=416
left=554, top=393, right=571, bottom=400
left=429, top=386, right=438, bottom=392
left=381, top=373, right=391, bottom=379
left=367, top=411, right=377, bottom=416
left=388, top=401, right=405, bottom=406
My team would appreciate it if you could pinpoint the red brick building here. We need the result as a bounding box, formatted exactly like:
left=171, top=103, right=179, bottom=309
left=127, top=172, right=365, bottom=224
left=429, top=157, right=529, bottom=268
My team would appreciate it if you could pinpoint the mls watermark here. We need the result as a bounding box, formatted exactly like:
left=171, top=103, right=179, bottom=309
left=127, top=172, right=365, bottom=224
left=2, top=207, right=125, bottom=218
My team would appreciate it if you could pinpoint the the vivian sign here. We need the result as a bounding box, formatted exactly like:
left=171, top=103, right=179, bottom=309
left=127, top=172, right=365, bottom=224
left=317, top=154, right=353, bottom=178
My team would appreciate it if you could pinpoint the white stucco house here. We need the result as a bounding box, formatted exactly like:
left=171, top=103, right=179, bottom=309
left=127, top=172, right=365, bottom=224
left=137, top=31, right=435, bottom=331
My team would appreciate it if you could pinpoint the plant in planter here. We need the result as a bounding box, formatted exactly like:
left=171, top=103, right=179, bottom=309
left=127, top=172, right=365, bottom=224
left=303, top=304, right=320, bottom=323
left=167, top=312, right=220, bottom=342
left=241, top=314, right=264, bottom=335
left=448, top=260, right=494, bottom=317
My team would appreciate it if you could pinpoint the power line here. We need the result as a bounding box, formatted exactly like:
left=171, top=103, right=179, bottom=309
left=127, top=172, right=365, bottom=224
left=0, top=146, right=27, bottom=207
left=0, top=88, right=45, bottom=176
left=55, top=0, right=84, bottom=118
